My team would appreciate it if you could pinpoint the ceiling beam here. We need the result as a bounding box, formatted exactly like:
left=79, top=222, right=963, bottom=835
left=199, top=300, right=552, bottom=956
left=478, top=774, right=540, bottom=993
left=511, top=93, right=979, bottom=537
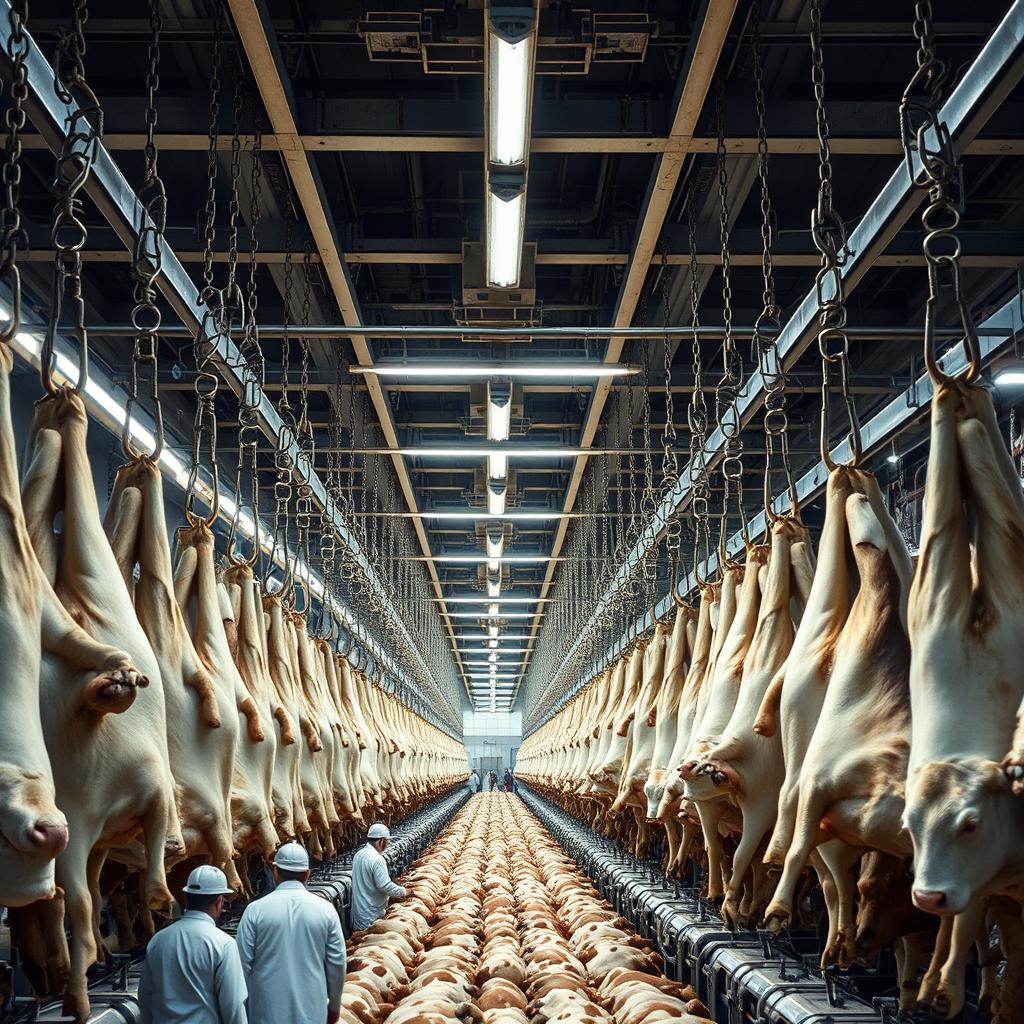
left=514, top=0, right=739, bottom=705
left=224, top=0, right=470, bottom=706
left=21, top=132, right=1023, bottom=156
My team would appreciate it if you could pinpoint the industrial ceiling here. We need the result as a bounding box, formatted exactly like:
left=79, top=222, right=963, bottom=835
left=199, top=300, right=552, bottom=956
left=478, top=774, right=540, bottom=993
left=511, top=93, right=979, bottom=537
left=8, top=0, right=1024, bottom=729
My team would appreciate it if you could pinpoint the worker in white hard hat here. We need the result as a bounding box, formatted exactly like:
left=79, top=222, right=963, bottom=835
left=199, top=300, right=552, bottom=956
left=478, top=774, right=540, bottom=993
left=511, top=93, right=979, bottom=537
left=236, top=842, right=347, bottom=1024
left=350, top=823, right=407, bottom=932
left=468, top=769, right=481, bottom=793
left=138, top=865, right=246, bottom=1024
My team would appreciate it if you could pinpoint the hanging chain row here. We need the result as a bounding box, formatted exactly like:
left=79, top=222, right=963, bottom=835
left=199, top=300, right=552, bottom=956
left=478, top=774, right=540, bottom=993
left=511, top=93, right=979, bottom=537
left=123, top=0, right=165, bottom=461
left=43, top=0, right=102, bottom=395
left=898, top=0, right=980, bottom=384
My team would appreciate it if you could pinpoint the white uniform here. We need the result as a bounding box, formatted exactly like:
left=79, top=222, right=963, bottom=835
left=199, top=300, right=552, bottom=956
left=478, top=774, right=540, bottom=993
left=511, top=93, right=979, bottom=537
left=236, top=880, right=347, bottom=1024
left=350, top=843, right=407, bottom=931
left=468, top=771, right=480, bottom=792
left=138, top=910, right=247, bottom=1024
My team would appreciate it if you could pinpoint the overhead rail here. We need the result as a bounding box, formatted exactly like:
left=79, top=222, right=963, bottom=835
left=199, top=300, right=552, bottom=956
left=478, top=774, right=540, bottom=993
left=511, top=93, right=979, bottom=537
left=524, top=0, right=1024, bottom=728
left=0, top=2, right=462, bottom=732
left=526, top=286, right=1024, bottom=734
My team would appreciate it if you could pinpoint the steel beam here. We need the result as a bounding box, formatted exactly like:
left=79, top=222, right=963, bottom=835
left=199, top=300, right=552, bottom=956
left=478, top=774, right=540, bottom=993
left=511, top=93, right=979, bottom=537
left=529, top=287, right=1024, bottom=731
left=225, top=0, right=471, bottom=705
left=0, top=2, right=461, bottom=730
left=21, top=132, right=1024, bottom=156
left=525, top=0, right=1024, bottom=725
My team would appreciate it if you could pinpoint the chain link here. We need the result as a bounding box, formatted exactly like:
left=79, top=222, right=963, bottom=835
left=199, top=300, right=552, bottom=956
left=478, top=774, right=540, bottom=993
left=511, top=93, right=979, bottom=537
left=810, top=0, right=862, bottom=469
left=226, top=126, right=265, bottom=567
left=751, top=0, right=797, bottom=521
left=713, top=76, right=747, bottom=553
left=224, top=50, right=244, bottom=303
left=0, top=0, right=29, bottom=344
left=199, top=1, right=223, bottom=307
left=44, top=0, right=101, bottom=395
left=898, top=0, right=980, bottom=384
left=123, top=0, right=164, bottom=460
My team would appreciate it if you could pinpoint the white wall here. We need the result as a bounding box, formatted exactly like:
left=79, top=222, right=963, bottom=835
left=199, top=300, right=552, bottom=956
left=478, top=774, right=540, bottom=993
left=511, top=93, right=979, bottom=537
left=463, top=710, right=522, bottom=774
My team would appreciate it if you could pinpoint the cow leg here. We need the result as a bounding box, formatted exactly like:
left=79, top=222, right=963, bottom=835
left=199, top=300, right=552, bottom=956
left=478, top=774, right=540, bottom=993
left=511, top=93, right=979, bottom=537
left=102, top=483, right=143, bottom=590
left=722, top=804, right=774, bottom=929
left=816, top=840, right=859, bottom=968
left=928, top=900, right=986, bottom=1019
left=59, top=836, right=98, bottom=1023
left=763, top=783, right=833, bottom=931
left=990, top=895, right=1024, bottom=1024
left=809, top=850, right=838, bottom=955
left=917, top=913, right=953, bottom=1008
left=20, top=425, right=62, bottom=582
left=895, top=933, right=925, bottom=1011
left=695, top=801, right=726, bottom=901
left=205, top=820, right=241, bottom=891
left=139, top=790, right=174, bottom=914
left=86, top=847, right=107, bottom=962
left=978, top=905, right=1000, bottom=1014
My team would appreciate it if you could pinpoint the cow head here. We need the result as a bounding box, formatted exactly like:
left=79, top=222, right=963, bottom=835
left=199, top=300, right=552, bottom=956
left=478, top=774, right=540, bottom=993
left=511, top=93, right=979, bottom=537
left=904, top=758, right=1017, bottom=915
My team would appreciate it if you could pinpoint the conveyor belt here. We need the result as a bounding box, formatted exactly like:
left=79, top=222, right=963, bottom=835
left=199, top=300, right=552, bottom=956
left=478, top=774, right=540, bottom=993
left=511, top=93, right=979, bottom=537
left=8, top=787, right=471, bottom=1024
left=518, top=785, right=882, bottom=1024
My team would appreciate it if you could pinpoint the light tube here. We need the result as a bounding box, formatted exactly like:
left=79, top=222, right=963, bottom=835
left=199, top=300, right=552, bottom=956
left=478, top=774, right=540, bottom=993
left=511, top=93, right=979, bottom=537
left=437, top=597, right=546, bottom=604
left=995, top=369, right=1024, bottom=386
left=436, top=555, right=549, bottom=563
left=487, top=577, right=502, bottom=598
left=486, top=381, right=513, bottom=442
left=488, top=624, right=500, bottom=638
left=487, top=191, right=524, bottom=288
left=489, top=34, right=531, bottom=166
left=488, top=453, right=508, bottom=479
left=487, top=479, right=507, bottom=516
left=487, top=639, right=499, bottom=649
left=403, top=447, right=592, bottom=457
left=460, top=647, right=532, bottom=653
left=449, top=611, right=534, bottom=619
left=488, top=603, right=500, bottom=616
left=359, top=364, right=636, bottom=378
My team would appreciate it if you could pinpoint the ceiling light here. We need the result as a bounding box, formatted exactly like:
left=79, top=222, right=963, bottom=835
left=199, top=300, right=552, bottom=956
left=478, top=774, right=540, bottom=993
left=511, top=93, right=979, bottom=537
left=460, top=647, right=532, bottom=653
left=359, top=364, right=635, bottom=379
left=487, top=575, right=502, bottom=598
left=488, top=624, right=500, bottom=638
left=487, top=639, right=499, bottom=649
left=995, top=368, right=1024, bottom=386
left=488, top=453, right=508, bottom=479
left=487, top=479, right=507, bottom=516
left=488, top=652, right=498, bottom=664
left=486, top=381, right=513, bottom=442
left=436, top=555, right=548, bottom=564
left=487, top=190, right=525, bottom=288
left=488, top=27, right=532, bottom=166
left=437, top=597, right=546, bottom=604
left=887, top=453, right=900, bottom=464
left=488, top=603, right=500, bottom=616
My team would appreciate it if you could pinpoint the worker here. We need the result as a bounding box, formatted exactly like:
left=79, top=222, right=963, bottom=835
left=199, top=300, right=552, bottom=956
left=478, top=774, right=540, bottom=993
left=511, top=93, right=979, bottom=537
left=489, top=769, right=498, bottom=791
left=350, top=823, right=407, bottom=932
left=235, top=842, right=347, bottom=1024
left=138, top=865, right=246, bottom=1024
left=503, top=768, right=514, bottom=792
left=468, top=769, right=481, bottom=793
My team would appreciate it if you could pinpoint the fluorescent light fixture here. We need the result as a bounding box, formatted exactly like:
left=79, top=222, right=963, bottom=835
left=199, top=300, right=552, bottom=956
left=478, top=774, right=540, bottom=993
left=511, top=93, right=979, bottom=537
left=402, top=447, right=592, bottom=457
left=488, top=652, right=498, bottom=664
left=487, top=479, right=507, bottom=516
left=488, top=603, right=500, bottom=616
left=451, top=611, right=534, bottom=619
left=486, top=381, right=513, bottom=442
left=420, top=511, right=560, bottom=521
left=437, top=597, right=545, bottom=604
left=489, top=32, right=531, bottom=166
left=487, top=190, right=524, bottom=288
left=487, top=639, right=499, bottom=649
left=995, top=369, right=1024, bottom=386
left=887, top=453, right=900, bottom=464
left=487, top=576, right=502, bottom=598
left=485, top=524, right=504, bottom=573
left=488, top=453, right=508, bottom=479
left=460, top=647, right=532, bottom=653
left=488, top=624, right=500, bottom=638
left=360, top=364, right=636, bottom=379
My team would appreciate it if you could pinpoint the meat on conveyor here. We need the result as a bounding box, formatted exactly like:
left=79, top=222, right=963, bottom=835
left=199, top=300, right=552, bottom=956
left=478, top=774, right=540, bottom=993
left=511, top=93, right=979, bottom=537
left=341, top=792, right=712, bottom=1024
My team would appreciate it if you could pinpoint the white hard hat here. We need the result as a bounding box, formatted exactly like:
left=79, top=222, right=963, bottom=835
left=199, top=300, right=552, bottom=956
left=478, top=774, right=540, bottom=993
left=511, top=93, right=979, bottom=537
left=183, top=864, right=233, bottom=896
left=273, top=842, right=310, bottom=872
left=367, top=823, right=391, bottom=840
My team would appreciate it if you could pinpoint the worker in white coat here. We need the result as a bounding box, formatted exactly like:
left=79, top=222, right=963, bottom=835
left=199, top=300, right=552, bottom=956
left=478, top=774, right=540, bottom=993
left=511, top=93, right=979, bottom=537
left=350, top=823, right=407, bottom=931
left=236, top=842, right=347, bottom=1024
left=468, top=769, right=480, bottom=793
left=138, top=865, right=246, bottom=1024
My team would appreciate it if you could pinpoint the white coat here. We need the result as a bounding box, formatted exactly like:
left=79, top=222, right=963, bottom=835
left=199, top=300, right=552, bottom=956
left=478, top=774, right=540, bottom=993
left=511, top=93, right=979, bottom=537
left=138, top=910, right=247, bottom=1024
left=468, top=771, right=480, bottom=792
left=236, top=880, right=347, bottom=1024
left=350, top=842, right=407, bottom=931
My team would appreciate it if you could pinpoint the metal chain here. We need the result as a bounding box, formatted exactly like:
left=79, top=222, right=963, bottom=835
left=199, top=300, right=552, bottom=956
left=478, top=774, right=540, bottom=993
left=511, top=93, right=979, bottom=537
left=810, top=0, right=862, bottom=469
left=751, top=0, right=797, bottom=521
left=0, top=0, right=29, bottom=344
left=898, top=0, right=980, bottom=384
left=44, top=0, right=101, bottom=395
left=226, top=126, right=264, bottom=566
left=123, top=0, right=165, bottom=460
left=280, top=198, right=295, bottom=423
left=199, top=1, right=223, bottom=307
left=224, top=49, right=244, bottom=303
left=713, top=76, right=747, bottom=552
left=291, top=241, right=316, bottom=613
left=686, top=196, right=713, bottom=585
left=184, top=310, right=221, bottom=527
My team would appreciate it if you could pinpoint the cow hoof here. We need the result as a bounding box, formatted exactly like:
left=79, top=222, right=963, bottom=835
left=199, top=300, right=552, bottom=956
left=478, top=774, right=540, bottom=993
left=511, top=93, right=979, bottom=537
left=1002, top=756, right=1024, bottom=795
left=84, top=666, right=144, bottom=714
left=762, top=904, right=790, bottom=934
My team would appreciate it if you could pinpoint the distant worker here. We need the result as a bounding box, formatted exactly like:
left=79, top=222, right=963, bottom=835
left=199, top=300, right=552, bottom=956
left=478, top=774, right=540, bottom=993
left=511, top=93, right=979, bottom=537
left=504, top=769, right=513, bottom=792
left=468, top=769, right=481, bottom=793
left=489, top=769, right=498, bottom=791
left=236, top=842, right=347, bottom=1024
left=351, top=823, right=407, bottom=932
left=138, top=865, right=246, bottom=1024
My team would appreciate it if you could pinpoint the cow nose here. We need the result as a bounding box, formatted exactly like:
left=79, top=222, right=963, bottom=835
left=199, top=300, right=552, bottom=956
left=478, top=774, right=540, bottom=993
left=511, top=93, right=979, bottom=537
left=28, top=822, right=68, bottom=855
left=912, top=888, right=948, bottom=913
